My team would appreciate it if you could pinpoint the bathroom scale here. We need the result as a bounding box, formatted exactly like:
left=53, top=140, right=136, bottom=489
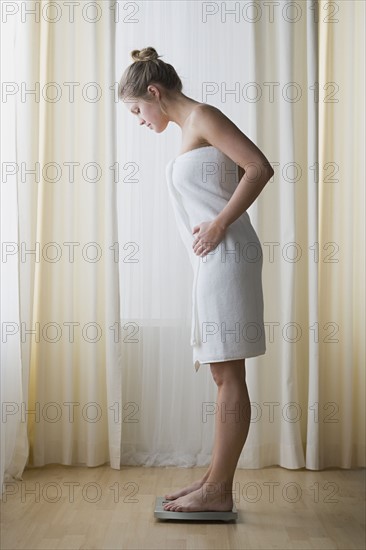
left=154, top=496, right=238, bottom=521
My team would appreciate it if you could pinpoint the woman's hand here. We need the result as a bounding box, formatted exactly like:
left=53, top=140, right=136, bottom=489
left=192, top=220, right=227, bottom=257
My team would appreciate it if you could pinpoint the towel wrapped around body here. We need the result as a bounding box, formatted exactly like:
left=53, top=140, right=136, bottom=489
left=165, top=145, right=266, bottom=372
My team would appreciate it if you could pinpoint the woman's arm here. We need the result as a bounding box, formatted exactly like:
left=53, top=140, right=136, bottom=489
left=192, top=104, right=274, bottom=230
left=216, top=161, right=273, bottom=230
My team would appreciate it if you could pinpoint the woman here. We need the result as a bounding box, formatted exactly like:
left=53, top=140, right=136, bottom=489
left=119, top=47, right=274, bottom=514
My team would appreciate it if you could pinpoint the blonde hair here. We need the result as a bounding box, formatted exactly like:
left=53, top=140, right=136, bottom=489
left=118, top=47, right=182, bottom=107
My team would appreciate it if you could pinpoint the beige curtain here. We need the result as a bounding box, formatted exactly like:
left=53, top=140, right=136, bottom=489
left=1, top=1, right=364, bottom=495
left=1, top=1, right=122, bottom=490
left=314, top=0, right=365, bottom=467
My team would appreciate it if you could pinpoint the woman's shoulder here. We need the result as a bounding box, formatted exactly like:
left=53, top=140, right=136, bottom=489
left=192, top=102, right=222, bottom=119
left=190, top=103, right=230, bottom=130
left=191, top=102, right=239, bottom=144
left=188, top=103, right=227, bottom=145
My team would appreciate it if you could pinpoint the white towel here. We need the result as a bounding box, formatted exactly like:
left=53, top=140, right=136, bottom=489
left=166, top=146, right=266, bottom=372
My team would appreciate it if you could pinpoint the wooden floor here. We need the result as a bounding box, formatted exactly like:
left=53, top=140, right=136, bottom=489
left=1, top=465, right=365, bottom=549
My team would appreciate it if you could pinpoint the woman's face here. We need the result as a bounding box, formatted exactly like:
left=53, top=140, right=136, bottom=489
left=125, top=95, right=168, bottom=133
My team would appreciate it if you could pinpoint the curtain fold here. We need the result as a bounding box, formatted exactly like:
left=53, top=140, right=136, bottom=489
left=1, top=0, right=364, bottom=496
left=316, top=0, right=365, bottom=467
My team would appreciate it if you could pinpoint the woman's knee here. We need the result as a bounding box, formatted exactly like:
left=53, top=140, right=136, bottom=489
left=209, top=359, right=246, bottom=385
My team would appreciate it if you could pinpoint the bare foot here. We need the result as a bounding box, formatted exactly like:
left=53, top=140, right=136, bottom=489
left=163, top=482, right=233, bottom=512
left=164, top=472, right=210, bottom=501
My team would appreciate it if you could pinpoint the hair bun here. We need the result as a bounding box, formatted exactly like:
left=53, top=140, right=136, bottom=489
left=131, top=47, right=160, bottom=63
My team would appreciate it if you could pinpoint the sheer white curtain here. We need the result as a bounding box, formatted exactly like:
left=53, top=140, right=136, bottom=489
left=1, top=0, right=364, bottom=496
left=115, top=0, right=365, bottom=470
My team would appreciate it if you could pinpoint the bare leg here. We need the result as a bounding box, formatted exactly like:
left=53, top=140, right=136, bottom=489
left=164, top=360, right=246, bottom=500
left=164, top=359, right=250, bottom=511
left=164, top=408, right=218, bottom=500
